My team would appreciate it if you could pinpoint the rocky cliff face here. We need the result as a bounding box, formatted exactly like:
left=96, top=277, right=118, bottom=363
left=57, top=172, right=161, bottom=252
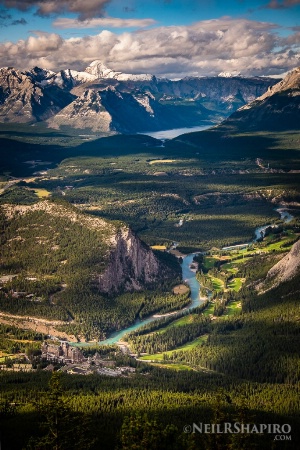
left=257, top=239, right=300, bottom=292
left=264, top=239, right=300, bottom=284
left=221, top=67, right=300, bottom=131
left=98, top=227, right=176, bottom=294
left=48, top=86, right=188, bottom=133
left=155, top=76, right=276, bottom=111
left=0, top=67, right=75, bottom=123
left=48, top=88, right=114, bottom=132
left=1, top=200, right=177, bottom=295
left=255, top=67, right=300, bottom=101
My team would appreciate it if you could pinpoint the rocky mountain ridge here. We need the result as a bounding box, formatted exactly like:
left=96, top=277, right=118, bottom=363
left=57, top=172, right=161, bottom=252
left=0, top=67, right=75, bottom=122
left=48, top=86, right=190, bottom=133
left=221, top=67, right=300, bottom=131
left=0, top=62, right=278, bottom=132
left=27, top=60, right=155, bottom=88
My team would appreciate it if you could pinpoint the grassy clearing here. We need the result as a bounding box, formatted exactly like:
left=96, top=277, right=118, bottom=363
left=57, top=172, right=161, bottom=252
left=203, top=257, right=218, bottom=271
left=30, top=188, right=51, bottom=198
left=203, top=302, right=215, bottom=316
left=222, top=263, right=239, bottom=274
left=230, top=256, right=252, bottom=265
left=162, top=314, right=197, bottom=330
left=150, top=245, right=167, bottom=250
left=262, top=234, right=298, bottom=252
left=140, top=335, right=209, bottom=361
left=148, top=362, right=194, bottom=371
left=227, top=277, right=244, bottom=292
left=225, top=300, right=242, bottom=316
left=172, top=284, right=190, bottom=295
left=0, top=353, right=16, bottom=362
left=210, top=276, right=224, bottom=292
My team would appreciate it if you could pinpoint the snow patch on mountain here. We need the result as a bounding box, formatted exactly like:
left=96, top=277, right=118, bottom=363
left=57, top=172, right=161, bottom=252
left=133, top=93, right=155, bottom=115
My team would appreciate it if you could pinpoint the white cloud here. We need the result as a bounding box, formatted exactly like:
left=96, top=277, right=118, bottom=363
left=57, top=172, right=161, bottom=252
left=0, top=18, right=299, bottom=77
left=27, top=32, right=63, bottom=53
left=53, top=17, right=156, bottom=29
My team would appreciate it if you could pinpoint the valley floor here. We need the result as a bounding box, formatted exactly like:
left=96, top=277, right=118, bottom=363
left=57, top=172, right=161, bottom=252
left=0, top=126, right=300, bottom=449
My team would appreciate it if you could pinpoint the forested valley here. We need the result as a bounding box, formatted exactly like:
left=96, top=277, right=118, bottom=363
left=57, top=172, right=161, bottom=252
left=0, top=123, right=299, bottom=449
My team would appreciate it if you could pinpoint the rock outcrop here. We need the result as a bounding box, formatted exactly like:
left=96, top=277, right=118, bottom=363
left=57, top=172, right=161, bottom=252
left=0, top=67, right=75, bottom=123
left=98, top=227, right=176, bottom=294
left=1, top=200, right=177, bottom=295
left=257, top=239, right=300, bottom=292
left=265, top=239, right=300, bottom=284
left=48, top=89, right=114, bottom=132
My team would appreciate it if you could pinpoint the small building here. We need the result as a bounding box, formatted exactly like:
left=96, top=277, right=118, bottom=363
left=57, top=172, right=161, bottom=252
left=12, top=363, right=33, bottom=372
left=42, top=341, right=85, bottom=364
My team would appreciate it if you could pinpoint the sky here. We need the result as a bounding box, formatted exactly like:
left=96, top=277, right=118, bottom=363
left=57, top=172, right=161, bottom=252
left=0, top=0, right=299, bottom=78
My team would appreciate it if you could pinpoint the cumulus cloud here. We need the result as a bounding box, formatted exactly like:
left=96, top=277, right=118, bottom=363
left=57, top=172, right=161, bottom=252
left=53, top=17, right=156, bottom=29
left=26, top=32, right=63, bottom=54
left=0, top=0, right=112, bottom=20
left=0, top=18, right=299, bottom=77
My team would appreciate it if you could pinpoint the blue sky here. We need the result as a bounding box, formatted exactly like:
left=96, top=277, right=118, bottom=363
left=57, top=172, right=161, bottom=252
left=0, top=0, right=299, bottom=77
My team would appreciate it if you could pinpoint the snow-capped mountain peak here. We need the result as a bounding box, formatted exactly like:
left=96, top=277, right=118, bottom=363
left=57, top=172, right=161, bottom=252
left=85, top=60, right=120, bottom=79
left=84, top=60, right=154, bottom=82
left=218, top=71, right=242, bottom=78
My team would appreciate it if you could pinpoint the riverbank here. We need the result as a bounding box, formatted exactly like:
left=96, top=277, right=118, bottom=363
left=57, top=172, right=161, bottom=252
left=73, top=206, right=294, bottom=348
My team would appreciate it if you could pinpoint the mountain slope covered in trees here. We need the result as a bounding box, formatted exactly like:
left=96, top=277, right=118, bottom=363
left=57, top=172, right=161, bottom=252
left=0, top=199, right=181, bottom=340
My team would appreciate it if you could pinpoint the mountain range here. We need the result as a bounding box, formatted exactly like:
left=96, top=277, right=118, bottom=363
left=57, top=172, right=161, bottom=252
left=0, top=61, right=277, bottom=133
left=221, top=67, right=300, bottom=131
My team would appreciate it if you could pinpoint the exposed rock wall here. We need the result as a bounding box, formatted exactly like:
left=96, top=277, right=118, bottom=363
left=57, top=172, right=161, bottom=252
left=0, top=67, right=75, bottom=123
left=48, top=89, right=114, bottom=132
left=98, top=227, right=176, bottom=293
left=264, top=239, right=300, bottom=285
left=257, top=239, right=300, bottom=292
left=155, top=76, right=276, bottom=108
